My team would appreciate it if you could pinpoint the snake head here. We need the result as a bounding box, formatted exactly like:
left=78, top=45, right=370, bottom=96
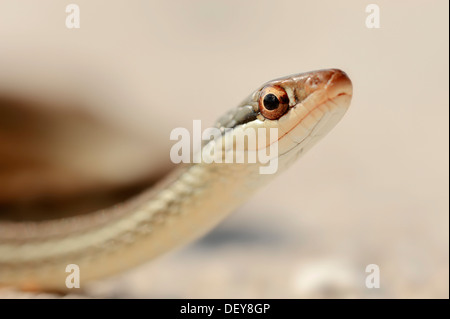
left=256, top=68, right=353, bottom=121
left=257, top=69, right=353, bottom=160
left=213, top=69, right=352, bottom=161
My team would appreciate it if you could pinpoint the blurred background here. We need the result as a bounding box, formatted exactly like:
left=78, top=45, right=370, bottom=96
left=0, top=0, right=448, bottom=298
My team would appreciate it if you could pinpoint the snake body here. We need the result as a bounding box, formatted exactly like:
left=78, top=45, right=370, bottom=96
left=0, top=69, right=352, bottom=290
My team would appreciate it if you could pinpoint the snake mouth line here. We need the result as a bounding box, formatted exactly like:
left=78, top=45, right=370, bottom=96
left=267, top=91, right=351, bottom=150
left=275, top=93, right=349, bottom=157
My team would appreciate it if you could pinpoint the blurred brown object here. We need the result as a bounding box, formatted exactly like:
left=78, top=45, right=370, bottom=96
left=0, top=95, right=171, bottom=221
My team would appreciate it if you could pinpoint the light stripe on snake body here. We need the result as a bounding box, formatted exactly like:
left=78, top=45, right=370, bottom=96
left=0, top=69, right=353, bottom=290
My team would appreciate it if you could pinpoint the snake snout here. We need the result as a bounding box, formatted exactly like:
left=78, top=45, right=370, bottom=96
left=304, top=69, right=353, bottom=99
left=327, top=69, right=353, bottom=100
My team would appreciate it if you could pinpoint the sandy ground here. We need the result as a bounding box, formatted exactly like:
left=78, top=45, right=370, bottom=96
left=0, top=0, right=448, bottom=298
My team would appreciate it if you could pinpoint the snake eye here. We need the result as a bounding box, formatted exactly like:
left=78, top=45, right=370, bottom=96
left=259, top=85, right=289, bottom=120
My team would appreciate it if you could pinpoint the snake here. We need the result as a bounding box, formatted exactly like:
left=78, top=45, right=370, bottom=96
left=0, top=69, right=353, bottom=290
